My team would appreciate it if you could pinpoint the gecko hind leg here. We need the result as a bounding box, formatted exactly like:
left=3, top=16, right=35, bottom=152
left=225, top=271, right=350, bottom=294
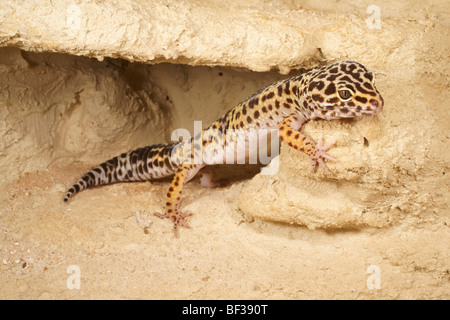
left=197, top=167, right=221, bottom=188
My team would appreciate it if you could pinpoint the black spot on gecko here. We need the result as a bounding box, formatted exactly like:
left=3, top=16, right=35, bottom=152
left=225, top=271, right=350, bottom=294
left=291, top=85, right=298, bottom=96
left=355, top=82, right=376, bottom=96
left=284, top=81, right=290, bottom=94
left=324, top=83, right=336, bottom=96
left=275, top=100, right=280, bottom=109
left=312, top=94, right=324, bottom=103
left=339, top=75, right=353, bottom=83
left=308, top=81, right=325, bottom=91
left=164, top=157, right=172, bottom=169
left=326, top=74, right=339, bottom=82
left=349, top=71, right=362, bottom=82
left=277, top=85, right=283, bottom=97
left=363, top=82, right=373, bottom=90
left=355, top=96, right=368, bottom=104
left=327, top=97, right=339, bottom=103
left=329, top=67, right=339, bottom=73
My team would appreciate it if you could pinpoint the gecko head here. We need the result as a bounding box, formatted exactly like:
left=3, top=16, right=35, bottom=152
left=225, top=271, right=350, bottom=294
left=305, top=61, right=384, bottom=120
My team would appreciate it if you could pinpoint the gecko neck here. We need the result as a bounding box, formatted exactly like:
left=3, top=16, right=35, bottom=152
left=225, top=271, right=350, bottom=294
left=288, top=74, right=314, bottom=121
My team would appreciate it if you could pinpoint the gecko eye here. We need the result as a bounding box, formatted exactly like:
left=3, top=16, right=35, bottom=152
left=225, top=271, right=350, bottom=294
left=337, top=89, right=353, bottom=101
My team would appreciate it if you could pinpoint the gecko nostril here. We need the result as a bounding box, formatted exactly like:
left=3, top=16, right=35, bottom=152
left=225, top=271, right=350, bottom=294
left=369, top=98, right=383, bottom=114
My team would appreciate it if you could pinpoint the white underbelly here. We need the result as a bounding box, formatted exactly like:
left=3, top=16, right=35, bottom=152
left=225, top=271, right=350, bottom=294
left=202, top=128, right=279, bottom=165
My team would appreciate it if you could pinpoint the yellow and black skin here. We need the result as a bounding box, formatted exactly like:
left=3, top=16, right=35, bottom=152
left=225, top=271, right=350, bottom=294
left=64, top=61, right=384, bottom=236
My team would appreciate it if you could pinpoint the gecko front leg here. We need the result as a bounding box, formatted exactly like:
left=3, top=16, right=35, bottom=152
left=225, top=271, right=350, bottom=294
left=278, top=115, right=336, bottom=173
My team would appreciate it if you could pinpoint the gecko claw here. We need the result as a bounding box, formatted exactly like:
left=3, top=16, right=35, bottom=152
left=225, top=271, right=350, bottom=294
left=310, top=138, right=337, bottom=173
left=153, top=209, right=193, bottom=237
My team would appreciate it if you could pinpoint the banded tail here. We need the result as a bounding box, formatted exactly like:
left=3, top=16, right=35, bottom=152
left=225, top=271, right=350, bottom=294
left=64, top=143, right=179, bottom=202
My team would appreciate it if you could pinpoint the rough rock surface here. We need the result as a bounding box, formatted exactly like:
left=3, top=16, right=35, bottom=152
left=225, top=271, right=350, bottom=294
left=0, top=0, right=448, bottom=299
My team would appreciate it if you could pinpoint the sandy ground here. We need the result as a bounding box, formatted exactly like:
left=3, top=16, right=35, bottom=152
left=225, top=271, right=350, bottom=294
left=0, top=163, right=448, bottom=299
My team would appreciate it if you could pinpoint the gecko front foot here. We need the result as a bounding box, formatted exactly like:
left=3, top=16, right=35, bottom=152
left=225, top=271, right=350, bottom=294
left=154, top=209, right=193, bottom=237
left=310, top=138, right=337, bottom=173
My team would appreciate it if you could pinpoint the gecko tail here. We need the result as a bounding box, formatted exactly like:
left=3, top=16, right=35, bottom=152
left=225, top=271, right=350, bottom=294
left=64, top=143, right=178, bottom=203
